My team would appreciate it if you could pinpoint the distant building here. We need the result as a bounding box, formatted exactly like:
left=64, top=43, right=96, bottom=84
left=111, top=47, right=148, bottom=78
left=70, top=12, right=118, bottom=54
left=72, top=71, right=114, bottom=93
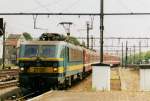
left=5, top=34, right=26, bottom=65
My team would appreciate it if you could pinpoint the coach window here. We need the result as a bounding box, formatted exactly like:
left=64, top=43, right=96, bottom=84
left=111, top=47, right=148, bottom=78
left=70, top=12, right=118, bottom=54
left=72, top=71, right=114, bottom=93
left=69, top=48, right=82, bottom=61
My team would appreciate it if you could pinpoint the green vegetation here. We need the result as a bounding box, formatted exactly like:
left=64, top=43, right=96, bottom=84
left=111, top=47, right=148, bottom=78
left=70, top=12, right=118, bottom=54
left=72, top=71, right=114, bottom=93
left=126, top=50, right=150, bottom=64
left=39, top=33, right=81, bottom=46
left=23, top=32, right=33, bottom=40
left=67, top=36, right=80, bottom=45
left=39, top=33, right=66, bottom=41
left=144, top=51, right=150, bottom=60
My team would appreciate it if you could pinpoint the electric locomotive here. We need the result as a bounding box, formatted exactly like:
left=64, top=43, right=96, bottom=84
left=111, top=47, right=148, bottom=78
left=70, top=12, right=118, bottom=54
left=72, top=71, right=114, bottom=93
left=18, top=41, right=87, bottom=90
left=18, top=33, right=100, bottom=90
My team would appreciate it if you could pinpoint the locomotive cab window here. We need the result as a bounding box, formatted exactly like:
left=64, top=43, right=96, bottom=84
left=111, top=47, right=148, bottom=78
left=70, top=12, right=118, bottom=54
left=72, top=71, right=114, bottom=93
left=19, top=45, right=58, bottom=58
left=40, top=45, right=57, bottom=57
left=20, top=45, right=38, bottom=57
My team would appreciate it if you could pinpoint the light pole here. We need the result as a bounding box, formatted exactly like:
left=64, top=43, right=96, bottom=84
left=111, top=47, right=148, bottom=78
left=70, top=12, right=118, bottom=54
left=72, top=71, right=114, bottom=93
left=125, top=41, right=128, bottom=68
left=121, top=42, right=124, bottom=67
left=139, top=41, right=141, bottom=64
left=100, top=0, right=104, bottom=63
left=86, top=22, right=90, bottom=48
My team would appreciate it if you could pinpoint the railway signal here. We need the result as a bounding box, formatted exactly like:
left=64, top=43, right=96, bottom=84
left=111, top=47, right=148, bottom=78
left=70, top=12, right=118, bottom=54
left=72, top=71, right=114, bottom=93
left=0, top=18, right=3, bottom=36
left=0, top=19, right=6, bottom=69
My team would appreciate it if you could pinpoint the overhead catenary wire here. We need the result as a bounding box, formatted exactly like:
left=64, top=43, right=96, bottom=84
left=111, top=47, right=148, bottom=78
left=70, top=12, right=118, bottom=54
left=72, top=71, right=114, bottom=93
left=6, top=21, right=48, bottom=37
left=33, top=0, right=50, bottom=12
left=60, top=0, right=81, bottom=13
left=25, top=0, right=64, bottom=12
left=90, top=45, right=150, bottom=48
left=136, top=0, right=150, bottom=9
left=1, top=12, right=150, bottom=16
left=77, top=37, right=150, bottom=39
left=1, top=1, right=150, bottom=62
left=116, top=0, right=133, bottom=12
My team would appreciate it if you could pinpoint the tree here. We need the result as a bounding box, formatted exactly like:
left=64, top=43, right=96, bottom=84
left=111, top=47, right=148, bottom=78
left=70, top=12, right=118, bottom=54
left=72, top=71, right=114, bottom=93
left=39, top=33, right=66, bottom=41
left=23, top=32, right=33, bottom=40
left=39, top=33, right=81, bottom=46
left=67, top=36, right=80, bottom=45
left=81, top=40, right=86, bottom=47
left=144, top=51, right=150, bottom=60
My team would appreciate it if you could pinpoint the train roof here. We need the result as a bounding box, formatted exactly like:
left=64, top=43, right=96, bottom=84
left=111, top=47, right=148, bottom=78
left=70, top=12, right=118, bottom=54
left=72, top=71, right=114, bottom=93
left=20, top=40, right=83, bottom=50
left=20, top=41, right=67, bottom=45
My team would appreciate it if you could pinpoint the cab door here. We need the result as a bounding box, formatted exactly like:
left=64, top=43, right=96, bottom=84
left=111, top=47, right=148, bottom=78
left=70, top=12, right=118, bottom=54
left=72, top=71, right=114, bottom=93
left=60, top=46, right=68, bottom=76
left=63, top=46, right=68, bottom=76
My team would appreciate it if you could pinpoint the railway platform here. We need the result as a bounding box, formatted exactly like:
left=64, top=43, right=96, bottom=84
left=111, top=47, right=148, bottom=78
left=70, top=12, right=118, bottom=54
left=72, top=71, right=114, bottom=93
left=28, top=91, right=150, bottom=101
left=28, top=68, right=150, bottom=101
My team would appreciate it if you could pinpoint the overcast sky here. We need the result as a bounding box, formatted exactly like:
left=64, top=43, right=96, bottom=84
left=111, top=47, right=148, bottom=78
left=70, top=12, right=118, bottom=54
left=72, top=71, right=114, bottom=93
left=1, top=0, right=150, bottom=57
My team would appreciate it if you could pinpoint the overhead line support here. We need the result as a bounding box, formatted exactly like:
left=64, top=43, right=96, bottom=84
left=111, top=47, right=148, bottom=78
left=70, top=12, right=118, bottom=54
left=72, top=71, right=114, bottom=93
left=100, top=0, right=104, bottom=63
left=77, top=37, right=150, bottom=39
left=1, top=12, right=150, bottom=16
left=0, top=13, right=100, bottom=16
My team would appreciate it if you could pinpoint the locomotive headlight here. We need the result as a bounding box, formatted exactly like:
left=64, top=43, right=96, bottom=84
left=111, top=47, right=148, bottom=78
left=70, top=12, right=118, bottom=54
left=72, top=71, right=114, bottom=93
left=20, top=67, right=24, bottom=71
left=53, top=68, right=58, bottom=72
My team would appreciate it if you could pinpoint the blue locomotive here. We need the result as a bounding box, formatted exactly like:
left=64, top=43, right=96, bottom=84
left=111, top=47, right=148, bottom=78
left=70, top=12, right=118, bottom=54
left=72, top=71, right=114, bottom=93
left=18, top=40, right=99, bottom=90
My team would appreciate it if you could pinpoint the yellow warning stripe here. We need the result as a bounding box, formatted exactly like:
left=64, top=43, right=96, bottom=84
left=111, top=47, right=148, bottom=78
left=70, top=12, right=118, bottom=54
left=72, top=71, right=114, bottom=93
left=27, top=67, right=64, bottom=73
left=67, top=64, right=84, bottom=71
left=17, top=58, right=64, bottom=61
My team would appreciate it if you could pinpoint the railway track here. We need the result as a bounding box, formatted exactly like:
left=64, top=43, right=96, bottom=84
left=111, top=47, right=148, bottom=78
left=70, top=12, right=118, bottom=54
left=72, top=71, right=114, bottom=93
left=0, top=69, right=19, bottom=77
left=2, top=72, right=91, bottom=101
left=15, top=74, right=90, bottom=100
left=0, top=69, right=18, bottom=89
left=27, top=90, right=54, bottom=101
left=0, top=80, right=18, bottom=89
left=16, top=90, right=40, bottom=101
left=0, top=69, right=19, bottom=82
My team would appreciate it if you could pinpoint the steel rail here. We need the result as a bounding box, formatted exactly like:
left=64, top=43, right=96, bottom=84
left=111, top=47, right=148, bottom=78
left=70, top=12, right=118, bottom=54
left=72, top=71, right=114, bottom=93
left=0, top=80, right=17, bottom=89
left=16, top=90, right=40, bottom=101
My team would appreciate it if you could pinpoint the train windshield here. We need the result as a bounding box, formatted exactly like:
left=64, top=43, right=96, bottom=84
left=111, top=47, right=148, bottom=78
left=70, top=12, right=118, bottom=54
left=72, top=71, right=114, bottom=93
left=20, top=45, right=38, bottom=57
left=40, top=45, right=56, bottom=57
left=19, top=45, right=58, bottom=58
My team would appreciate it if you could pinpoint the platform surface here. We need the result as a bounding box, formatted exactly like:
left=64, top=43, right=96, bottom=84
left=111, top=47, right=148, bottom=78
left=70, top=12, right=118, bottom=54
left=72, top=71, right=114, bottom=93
left=29, top=91, right=150, bottom=101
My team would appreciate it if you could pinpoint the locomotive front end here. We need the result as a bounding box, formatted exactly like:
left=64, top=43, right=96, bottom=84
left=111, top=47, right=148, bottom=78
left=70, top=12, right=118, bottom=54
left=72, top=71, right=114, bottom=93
left=18, top=41, right=65, bottom=90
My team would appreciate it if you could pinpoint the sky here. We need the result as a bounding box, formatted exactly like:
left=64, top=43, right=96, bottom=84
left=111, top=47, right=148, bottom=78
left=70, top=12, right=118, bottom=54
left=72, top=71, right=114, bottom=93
left=1, top=0, right=150, bottom=57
